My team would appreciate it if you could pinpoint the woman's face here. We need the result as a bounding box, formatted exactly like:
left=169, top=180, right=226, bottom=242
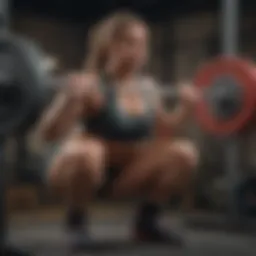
left=108, top=23, right=148, bottom=72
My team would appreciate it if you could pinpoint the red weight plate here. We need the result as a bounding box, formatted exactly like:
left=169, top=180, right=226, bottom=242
left=194, top=56, right=256, bottom=136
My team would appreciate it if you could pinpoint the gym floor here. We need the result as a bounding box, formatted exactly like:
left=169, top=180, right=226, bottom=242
left=8, top=204, right=256, bottom=256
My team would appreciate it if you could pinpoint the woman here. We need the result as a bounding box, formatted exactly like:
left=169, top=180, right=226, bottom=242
left=38, top=11, right=199, bottom=248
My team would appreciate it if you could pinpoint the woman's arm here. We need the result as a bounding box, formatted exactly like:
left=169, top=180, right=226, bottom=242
left=37, top=73, right=96, bottom=141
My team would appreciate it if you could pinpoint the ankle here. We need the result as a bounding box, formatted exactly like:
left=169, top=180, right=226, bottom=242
left=135, top=202, right=162, bottom=229
left=66, top=207, right=86, bottom=230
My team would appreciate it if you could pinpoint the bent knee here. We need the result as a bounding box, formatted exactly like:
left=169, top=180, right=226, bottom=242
left=61, top=139, right=105, bottom=169
left=49, top=139, right=105, bottom=187
left=62, top=139, right=105, bottom=164
left=169, top=140, right=199, bottom=170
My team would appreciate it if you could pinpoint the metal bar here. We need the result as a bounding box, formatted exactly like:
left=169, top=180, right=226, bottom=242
left=0, top=0, right=9, bottom=252
left=0, top=0, right=9, bottom=31
left=221, top=0, right=241, bottom=221
left=221, top=0, right=239, bottom=56
left=0, top=139, right=6, bottom=255
left=51, top=76, right=180, bottom=95
left=224, top=137, right=241, bottom=219
left=0, top=1, right=11, bottom=254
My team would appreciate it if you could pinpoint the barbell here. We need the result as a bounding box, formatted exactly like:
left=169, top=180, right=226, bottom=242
left=0, top=33, right=256, bottom=137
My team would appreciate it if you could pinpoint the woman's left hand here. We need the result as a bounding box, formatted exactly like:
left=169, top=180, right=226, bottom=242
left=179, top=84, right=201, bottom=107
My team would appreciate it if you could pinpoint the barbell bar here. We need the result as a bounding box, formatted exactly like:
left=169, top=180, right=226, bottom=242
left=41, top=56, right=256, bottom=136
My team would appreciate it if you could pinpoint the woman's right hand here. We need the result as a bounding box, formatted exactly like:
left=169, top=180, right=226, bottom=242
left=37, top=72, right=97, bottom=141
left=65, top=73, right=96, bottom=102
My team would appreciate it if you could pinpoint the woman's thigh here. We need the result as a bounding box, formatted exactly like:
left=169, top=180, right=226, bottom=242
left=46, top=134, right=107, bottom=188
left=111, top=138, right=198, bottom=197
left=110, top=140, right=172, bottom=195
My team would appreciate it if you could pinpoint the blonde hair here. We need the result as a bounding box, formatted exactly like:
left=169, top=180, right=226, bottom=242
left=85, top=11, right=147, bottom=72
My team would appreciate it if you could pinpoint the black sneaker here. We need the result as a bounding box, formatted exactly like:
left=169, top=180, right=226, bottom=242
left=66, top=227, right=91, bottom=251
left=134, top=225, right=184, bottom=246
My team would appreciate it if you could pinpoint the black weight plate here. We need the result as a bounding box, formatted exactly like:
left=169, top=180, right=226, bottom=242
left=13, top=37, right=52, bottom=131
left=0, top=34, right=49, bottom=135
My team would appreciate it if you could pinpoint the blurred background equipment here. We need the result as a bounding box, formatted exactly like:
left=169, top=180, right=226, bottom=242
left=185, top=0, right=256, bottom=233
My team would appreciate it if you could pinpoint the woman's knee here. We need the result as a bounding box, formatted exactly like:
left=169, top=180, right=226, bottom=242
left=82, top=140, right=106, bottom=176
left=47, top=147, right=84, bottom=192
left=168, top=140, right=199, bottom=171
left=48, top=139, right=106, bottom=189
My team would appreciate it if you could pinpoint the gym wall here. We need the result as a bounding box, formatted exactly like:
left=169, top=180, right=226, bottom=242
left=12, top=12, right=86, bottom=70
